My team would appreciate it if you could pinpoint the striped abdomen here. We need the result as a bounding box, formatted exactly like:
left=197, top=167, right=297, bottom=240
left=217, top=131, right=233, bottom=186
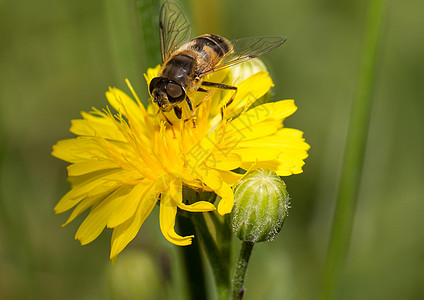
left=188, top=34, right=232, bottom=73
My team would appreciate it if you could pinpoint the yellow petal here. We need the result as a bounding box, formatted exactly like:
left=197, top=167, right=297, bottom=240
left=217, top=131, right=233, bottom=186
left=62, top=190, right=110, bottom=226
left=185, top=136, right=217, bottom=168
left=237, top=127, right=309, bottom=175
left=52, top=138, right=105, bottom=163
left=216, top=170, right=243, bottom=185
left=240, top=160, right=277, bottom=172
left=67, top=159, right=119, bottom=176
left=263, top=100, right=297, bottom=120
left=107, top=181, right=155, bottom=228
left=196, top=167, right=223, bottom=191
left=206, top=152, right=241, bottom=170
left=106, top=88, right=146, bottom=128
left=59, top=170, right=129, bottom=209
left=220, top=120, right=281, bottom=145
left=110, top=188, right=157, bottom=259
left=235, top=147, right=280, bottom=162
left=228, top=100, right=297, bottom=136
left=216, top=182, right=234, bottom=215
left=237, top=128, right=309, bottom=149
left=158, top=134, right=184, bottom=174
left=275, top=152, right=308, bottom=175
left=275, top=165, right=304, bottom=176
left=240, top=153, right=307, bottom=177
left=159, top=192, right=193, bottom=246
left=167, top=179, right=214, bottom=212
left=226, top=71, right=273, bottom=118
left=168, top=178, right=182, bottom=203
left=55, top=173, right=120, bottom=214
left=70, top=112, right=125, bottom=142
left=54, top=189, right=84, bottom=214
left=75, top=185, right=132, bottom=245
left=177, top=201, right=216, bottom=212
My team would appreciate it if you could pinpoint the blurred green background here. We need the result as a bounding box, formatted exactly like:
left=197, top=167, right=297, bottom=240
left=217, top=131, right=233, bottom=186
left=1, top=0, right=423, bottom=299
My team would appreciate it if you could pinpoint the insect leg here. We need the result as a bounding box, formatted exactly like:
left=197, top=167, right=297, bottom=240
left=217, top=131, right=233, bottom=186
left=185, top=95, right=194, bottom=113
left=173, top=106, right=182, bottom=119
left=160, top=111, right=176, bottom=138
left=185, top=95, right=197, bottom=128
left=194, top=87, right=212, bottom=109
left=182, top=90, right=213, bottom=127
left=201, top=81, right=237, bottom=119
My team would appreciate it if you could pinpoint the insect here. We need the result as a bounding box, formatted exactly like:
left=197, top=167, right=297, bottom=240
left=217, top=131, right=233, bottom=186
left=149, top=1, right=286, bottom=122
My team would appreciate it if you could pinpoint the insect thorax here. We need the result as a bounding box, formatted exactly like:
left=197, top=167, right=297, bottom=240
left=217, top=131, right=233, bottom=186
left=159, top=50, right=198, bottom=90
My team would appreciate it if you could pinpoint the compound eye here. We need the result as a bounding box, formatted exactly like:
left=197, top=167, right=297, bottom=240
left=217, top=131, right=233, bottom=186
left=166, top=82, right=184, bottom=102
left=149, top=77, right=161, bottom=95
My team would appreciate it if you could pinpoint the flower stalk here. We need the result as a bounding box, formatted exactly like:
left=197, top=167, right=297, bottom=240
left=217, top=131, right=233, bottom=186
left=180, top=187, right=230, bottom=299
left=191, top=211, right=231, bottom=300
left=176, top=213, right=207, bottom=300
left=231, top=241, right=254, bottom=300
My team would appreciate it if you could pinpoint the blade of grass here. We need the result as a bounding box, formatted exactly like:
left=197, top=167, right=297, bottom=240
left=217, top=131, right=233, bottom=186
left=322, top=0, right=387, bottom=298
left=135, top=0, right=161, bottom=67
left=104, top=0, right=143, bottom=93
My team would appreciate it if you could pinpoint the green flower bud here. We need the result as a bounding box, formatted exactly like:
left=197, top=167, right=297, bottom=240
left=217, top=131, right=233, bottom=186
left=230, top=169, right=290, bottom=243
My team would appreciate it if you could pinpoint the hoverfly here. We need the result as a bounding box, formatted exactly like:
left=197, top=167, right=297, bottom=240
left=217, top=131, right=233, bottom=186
left=149, top=1, right=286, bottom=122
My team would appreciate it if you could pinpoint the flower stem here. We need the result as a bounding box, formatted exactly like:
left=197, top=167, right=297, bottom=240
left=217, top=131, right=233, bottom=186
left=231, top=241, right=254, bottom=300
left=221, top=214, right=233, bottom=273
left=192, top=212, right=230, bottom=300
left=177, top=214, right=208, bottom=300
left=322, top=0, right=387, bottom=298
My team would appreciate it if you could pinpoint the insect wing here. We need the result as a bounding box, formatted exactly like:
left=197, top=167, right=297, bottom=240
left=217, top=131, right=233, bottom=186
left=159, top=2, right=192, bottom=62
left=200, top=36, right=287, bottom=76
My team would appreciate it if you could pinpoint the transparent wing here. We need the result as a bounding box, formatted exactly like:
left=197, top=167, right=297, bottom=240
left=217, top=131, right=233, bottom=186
left=159, top=2, right=192, bottom=63
left=200, top=36, right=287, bottom=76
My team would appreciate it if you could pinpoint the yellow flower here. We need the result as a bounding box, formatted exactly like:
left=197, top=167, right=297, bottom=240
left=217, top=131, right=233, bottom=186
left=52, top=62, right=309, bottom=259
